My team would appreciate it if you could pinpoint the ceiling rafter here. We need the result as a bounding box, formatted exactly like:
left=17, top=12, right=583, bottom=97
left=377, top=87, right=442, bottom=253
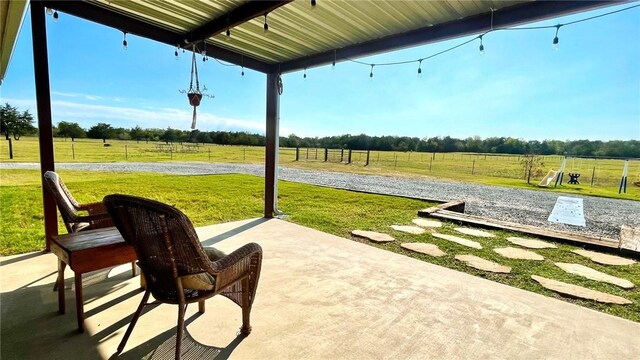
left=185, top=0, right=293, bottom=45
left=39, top=0, right=273, bottom=73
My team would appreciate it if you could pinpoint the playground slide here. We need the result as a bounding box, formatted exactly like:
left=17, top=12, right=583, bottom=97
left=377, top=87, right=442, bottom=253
left=538, top=170, right=558, bottom=188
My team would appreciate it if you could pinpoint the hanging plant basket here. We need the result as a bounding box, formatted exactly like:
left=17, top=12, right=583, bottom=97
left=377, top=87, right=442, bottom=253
left=188, top=92, right=202, bottom=107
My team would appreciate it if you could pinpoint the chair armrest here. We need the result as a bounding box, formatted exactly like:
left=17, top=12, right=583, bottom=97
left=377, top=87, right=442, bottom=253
left=77, top=201, right=108, bottom=215
left=210, top=243, right=262, bottom=291
left=75, top=211, right=114, bottom=229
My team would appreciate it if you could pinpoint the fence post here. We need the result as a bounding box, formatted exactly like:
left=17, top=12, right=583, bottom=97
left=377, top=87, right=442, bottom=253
left=243, top=148, right=246, bottom=161
left=208, top=148, right=211, bottom=161
left=72, top=143, right=75, bottom=160
left=590, top=166, right=595, bottom=186
left=315, top=148, right=318, bottom=160
left=429, top=157, right=432, bottom=171
left=377, top=152, right=380, bottom=162
left=295, top=147, right=299, bottom=161
left=306, top=148, right=309, bottom=160
left=365, top=150, right=370, bottom=166
left=394, top=154, right=397, bottom=168
left=348, top=149, right=352, bottom=164
left=408, top=152, right=411, bottom=161
left=472, top=159, right=475, bottom=175
left=125, top=144, right=128, bottom=160
left=341, top=149, right=344, bottom=162
left=170, top=148, right=173, bottom=160
left=324, top=148, right=328, bottom=162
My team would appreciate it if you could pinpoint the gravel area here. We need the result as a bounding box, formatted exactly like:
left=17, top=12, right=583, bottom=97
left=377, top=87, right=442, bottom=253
left=3, top=162, right=639, bottom=239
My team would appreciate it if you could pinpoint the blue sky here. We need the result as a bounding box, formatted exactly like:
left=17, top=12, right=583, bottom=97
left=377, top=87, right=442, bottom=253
left=2, top=3, right=639, bottom=141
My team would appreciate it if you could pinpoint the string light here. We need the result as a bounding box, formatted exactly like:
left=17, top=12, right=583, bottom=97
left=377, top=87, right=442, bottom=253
left=122, top=31, right=128, bottom=50
left=46, top=8, right=53, bottom=16
left=241, top=56, right=245, bottom=76
left=417, top=60, right=423, bottom=77
left=332, top=50, right=336, bottom=69
left=311, top=0, right=317, bottom=9
left=263, top=13, right=269, bottom=33
left=303, top=67, right=307, bottom=80
left=369, top=64, right=374, bottom=79
left=225, top=15, right=231, bottom=39
left=175, top=45, right=179, bottom=59
left=53, top=10, right=59, bottom=23
left=478, top=35, right=485, bottom=55
left=201, top=42, right=208, bottom=62
left=226, top=28, right=231, bottom=38
left=553, top=25, right=561, bottom=50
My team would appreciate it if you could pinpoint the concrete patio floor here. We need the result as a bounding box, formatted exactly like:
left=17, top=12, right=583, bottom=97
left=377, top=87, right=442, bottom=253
left=1, top=218, right=639, bottom=359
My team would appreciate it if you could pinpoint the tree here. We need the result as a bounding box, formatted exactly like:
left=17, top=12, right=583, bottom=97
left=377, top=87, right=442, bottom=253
left=87, top=123, right=114, bottom=143
left=1, top=103, right=37, bottom=159
left=520, top=154, right=545, bottom=184
left=57, top=121, right=86, bottom=141
left=130, top=125, right=144, bottom=143
left=161, top=127, right=178, bottom=144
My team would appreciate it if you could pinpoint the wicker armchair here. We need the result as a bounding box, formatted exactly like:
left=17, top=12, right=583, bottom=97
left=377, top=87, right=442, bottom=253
left=43, top=171, right=114, bottom=233
left=103, top=194, right=262, bottom=360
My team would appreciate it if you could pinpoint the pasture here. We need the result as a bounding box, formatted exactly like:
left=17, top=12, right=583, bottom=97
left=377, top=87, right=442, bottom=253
left=1, top=137, right=638, bottom=200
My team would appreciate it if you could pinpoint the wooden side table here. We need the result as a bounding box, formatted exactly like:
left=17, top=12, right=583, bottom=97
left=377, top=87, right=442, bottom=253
left=51, top=227, right=137, bottom=332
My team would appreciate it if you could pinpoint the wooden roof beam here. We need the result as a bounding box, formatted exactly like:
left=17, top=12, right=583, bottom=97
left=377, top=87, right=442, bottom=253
left=185, top=0, right=293, bottom=44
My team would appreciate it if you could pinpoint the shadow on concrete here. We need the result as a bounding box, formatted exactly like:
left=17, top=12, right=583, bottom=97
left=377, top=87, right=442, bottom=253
left=200, top=218, right=268, bottom=246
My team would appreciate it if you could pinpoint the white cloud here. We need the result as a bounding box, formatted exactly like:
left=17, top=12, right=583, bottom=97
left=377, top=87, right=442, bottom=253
left=3, top=98, right=295, bottom=134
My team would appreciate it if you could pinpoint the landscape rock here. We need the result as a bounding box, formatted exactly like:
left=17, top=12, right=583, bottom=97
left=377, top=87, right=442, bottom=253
left=619, top=225, right=640, bottom=252
left=554, top=263, right=635, bottom=289
left=401, top=243, right=446, bottom=257
left=351, top=230, right=394, bottom=243
left=506, top=237, right=557, bottom=249
left=390, top=225, right=426, bottom=235
left=454, top=227, right=496, bottom=238
left=432, top=233, right=482, bottom=249
left=571, top=249, right=636, bottom=266
left=455, top=254, right=511, bottom=273
left=411, top=218, right=442, bottom=228
left=494, top=247, right=544, bottom=261
left=531, top=275, right=632, bottom=305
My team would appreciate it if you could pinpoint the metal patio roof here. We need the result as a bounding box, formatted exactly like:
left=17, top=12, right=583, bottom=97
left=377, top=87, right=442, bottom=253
left=36, top=0, right=618, bottom=74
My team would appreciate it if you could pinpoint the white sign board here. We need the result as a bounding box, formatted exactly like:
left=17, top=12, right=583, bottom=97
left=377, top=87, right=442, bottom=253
left=548, top=196, right=586, bottom=227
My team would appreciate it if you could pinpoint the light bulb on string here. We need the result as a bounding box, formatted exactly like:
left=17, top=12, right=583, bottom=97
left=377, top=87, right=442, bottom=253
left=332, top=50, right=336, bottom=70
left=122, top=32, right=128, bottom=50
left=241, top=66, right=245, bottom=77
left=417, top=60, right=423, bottom=78
left=53, top=10, right=59, bottom=23
left=478, top=35, right=484, bottom=55
left=553, top=25, right=561, bottom=50
left=263, top=14, right=269, bottom=33
left=311, top=0, right=317, bottom=9
left=174, top=45, right=179, bottom=59
left=369, top=64, right=374, bottom=80
left=46, top=8, right=53, bottom=16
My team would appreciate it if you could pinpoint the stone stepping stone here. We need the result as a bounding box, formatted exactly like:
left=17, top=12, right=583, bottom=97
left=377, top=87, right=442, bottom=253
left=571, top=249, right=636, bottom=266
left=531, top=275, right=632, bottom=305
left=455, top=254, right=511, bottom=273
left=506, top=237, right=557, bottom=249
left=411, top=218, right=442, bottom=228
left=432, top=232, right=482, bottom=249
left=401, top=243, right=446, bottom=257
left=390, top=225, right=426, bottom=235
left=351, top=230, right=394, bottom=243
left=494, top=247, right=544, bottom=261
left=555, top=263, right=635, bottom=289
left=454, top=227, right=496, bottom=238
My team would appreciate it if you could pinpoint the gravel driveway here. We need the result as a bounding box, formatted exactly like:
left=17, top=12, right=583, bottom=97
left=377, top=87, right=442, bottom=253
left=3, top=162, right=638, bottom=239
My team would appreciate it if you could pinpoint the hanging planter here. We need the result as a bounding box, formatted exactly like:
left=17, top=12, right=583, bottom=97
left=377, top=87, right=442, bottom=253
left=179, top=44, right=213, bottom=129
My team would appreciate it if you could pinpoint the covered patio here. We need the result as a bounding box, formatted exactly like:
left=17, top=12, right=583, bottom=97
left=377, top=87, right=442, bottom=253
left=2, top=218, right=639, bottom=359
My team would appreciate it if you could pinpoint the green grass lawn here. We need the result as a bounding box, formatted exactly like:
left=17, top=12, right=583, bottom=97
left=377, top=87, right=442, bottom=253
left=2, top=137, right=638, bottom=200
left=1, top=169, right=639, bottom=322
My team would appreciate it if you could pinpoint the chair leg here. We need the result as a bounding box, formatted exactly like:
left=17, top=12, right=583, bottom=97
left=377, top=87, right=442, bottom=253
left=198, top=300, right=205, bottom=314
left=175, top=303, right=187, bottom=360
left=240, top=277, right=252, bottom=335
left=117, top=290, right=151, bottom=354
left=131, top=261, right=137, bottom=277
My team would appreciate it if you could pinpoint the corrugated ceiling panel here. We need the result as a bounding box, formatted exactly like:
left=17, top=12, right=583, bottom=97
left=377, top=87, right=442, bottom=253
left=89, top=0, right=528, bottom=64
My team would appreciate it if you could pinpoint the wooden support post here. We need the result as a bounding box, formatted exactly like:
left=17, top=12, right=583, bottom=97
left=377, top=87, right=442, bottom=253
left=295, top=147, right=299, bottom=161
left=315, top=148, right=318, bottom=160
left=208, top=148, right=211, bottom=161
left=306, top=147, right=309, bottom=160
left=590, top=166, right=595, bottom=187
left=264, top=73, right=280, bottom=218
left=72, top=143, right=75, bottom=160
left=31, top=2, right=58, bottom=251
left=125, top=145, right=128, bottom=160
left=340, top=149, right=344, bottom=162
left=347, top=149, right=352, bottom=164
left=324, top=148, right=328, bottom=162
left=472, top=159, right=475, bottom=175
left=365, top=150, right=370, bottom=166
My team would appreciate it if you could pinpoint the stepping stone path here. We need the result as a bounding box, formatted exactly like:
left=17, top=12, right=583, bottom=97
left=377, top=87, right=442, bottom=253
left=494, top=247, right=544, bottom=261
left=454, top=228, right=496, bottom=238
left=432, top=233, right=483, bottom=249
left=531, top=275, right=632, bottom=305
left=455, top=254, right=511, bottom=273
left=554, top=263, right=635, bottom=289
left=571, top=249, right=636, bottom=266
left=351, top=230, right=394, bottom=243
left=390, top=225, right=426, bottom=235
left=411, top=218, right=442, bottom=228
left=506, top=237, right=557, bottom=249
left=401, top=243, right=446, bottom=257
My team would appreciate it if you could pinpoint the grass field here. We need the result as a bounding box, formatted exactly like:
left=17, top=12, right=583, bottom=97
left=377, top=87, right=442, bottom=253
left=1, top=137, right=639, bottom=200
left=1, top=169, right=638, bottom=322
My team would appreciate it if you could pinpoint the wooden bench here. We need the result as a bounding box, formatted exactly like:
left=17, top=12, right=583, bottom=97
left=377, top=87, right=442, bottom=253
left=51, top=227, right=137, bottom=332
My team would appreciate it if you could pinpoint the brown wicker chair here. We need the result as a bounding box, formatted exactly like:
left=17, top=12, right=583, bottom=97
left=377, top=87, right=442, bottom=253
left=103, top=194, right=262, bottom=359
left=43, top=170, right=114, bottom=233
